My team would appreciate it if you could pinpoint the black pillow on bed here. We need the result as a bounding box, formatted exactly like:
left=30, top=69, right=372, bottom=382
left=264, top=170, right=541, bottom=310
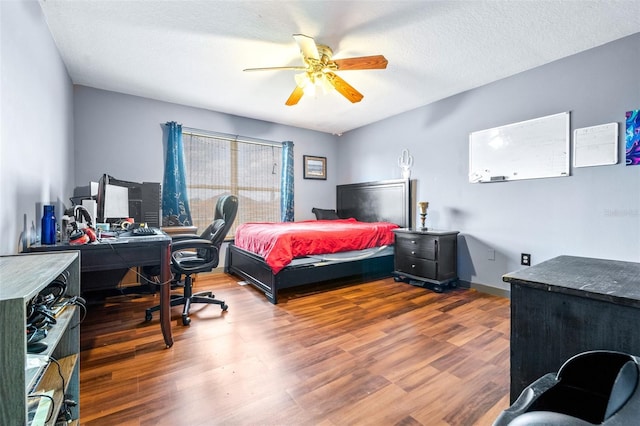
left=312, top=208, right=340, bottom=220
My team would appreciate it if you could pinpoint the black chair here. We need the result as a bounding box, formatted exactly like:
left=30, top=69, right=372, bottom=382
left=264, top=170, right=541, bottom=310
left=493, top=350, right=640, bottom=426
left=145, top=195, right=238, bottom=326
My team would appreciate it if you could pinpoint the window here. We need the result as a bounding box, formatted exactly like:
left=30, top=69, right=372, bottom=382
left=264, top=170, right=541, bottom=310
left=182, top=130, right=282, bottom=237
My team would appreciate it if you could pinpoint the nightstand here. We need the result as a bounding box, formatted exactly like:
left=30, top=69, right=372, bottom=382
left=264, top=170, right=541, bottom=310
left=392, top=228, right=459, bottom=292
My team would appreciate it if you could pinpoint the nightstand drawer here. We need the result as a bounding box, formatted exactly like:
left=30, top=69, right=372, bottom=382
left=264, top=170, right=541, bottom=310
left=395, top=256, right=437, bottom=279
left=394, top=234, right=436, bottom=260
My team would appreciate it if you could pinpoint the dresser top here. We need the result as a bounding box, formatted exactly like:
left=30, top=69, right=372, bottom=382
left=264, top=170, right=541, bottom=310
left=503, top=255, right=640, bottom=305
left=393, top=228, right=459, bottom=236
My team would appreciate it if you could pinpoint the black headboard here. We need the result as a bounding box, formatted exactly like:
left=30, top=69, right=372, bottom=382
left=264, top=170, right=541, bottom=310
left=336, top=179, right=411, bottom=228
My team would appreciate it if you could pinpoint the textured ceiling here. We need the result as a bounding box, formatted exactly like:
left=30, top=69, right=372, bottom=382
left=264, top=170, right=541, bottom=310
left=39, top=0, right=640, bottom=135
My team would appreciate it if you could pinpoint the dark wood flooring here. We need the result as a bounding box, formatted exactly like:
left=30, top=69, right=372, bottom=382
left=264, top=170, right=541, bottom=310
left=79, top=272, right=511, bottom=425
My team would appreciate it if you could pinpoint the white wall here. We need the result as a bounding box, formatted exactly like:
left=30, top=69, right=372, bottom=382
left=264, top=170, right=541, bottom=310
left=338, top=33, right=640, bottom=291
left=0, top=0, right=74, bottom=255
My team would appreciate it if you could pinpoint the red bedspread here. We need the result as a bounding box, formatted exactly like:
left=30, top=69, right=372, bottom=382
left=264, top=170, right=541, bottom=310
left=234, top=218, right=399, bottom=274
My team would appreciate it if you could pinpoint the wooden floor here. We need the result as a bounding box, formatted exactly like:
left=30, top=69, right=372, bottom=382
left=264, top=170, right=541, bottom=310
left=79, top=272, right=511, bottom=425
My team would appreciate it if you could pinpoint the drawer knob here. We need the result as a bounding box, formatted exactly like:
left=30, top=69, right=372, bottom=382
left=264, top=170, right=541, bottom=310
left=411, top=264, right=416, bottom=269
left=411, top=240, right=417, bottom=244
left=411, top=251, right=416, bottom=255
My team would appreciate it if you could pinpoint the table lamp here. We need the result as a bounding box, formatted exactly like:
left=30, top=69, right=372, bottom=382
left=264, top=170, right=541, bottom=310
left=418, top=201, right=428, bottom=230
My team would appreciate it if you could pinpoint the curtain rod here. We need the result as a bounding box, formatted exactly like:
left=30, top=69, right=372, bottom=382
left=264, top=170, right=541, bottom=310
left=181, top=126, right=281, bottom=147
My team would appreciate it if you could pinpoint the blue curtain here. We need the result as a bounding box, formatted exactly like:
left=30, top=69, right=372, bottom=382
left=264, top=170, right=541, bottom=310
left=280, top=141, right=294, bottom=222
left=161, top=121, right=192, bottom=226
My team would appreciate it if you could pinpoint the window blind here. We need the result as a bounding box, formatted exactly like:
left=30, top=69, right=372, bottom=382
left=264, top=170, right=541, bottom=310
left=182, top=130, right=281, bottom=236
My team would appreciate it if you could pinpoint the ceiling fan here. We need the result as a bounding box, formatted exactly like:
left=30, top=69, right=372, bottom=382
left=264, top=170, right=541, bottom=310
left=243, top=34, right=388, bottom=106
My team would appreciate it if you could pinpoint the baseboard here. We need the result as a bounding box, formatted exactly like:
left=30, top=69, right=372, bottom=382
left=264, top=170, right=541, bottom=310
left=455, top=279, right=471, bottom=289
left=459, top=280, right=511, bottom=299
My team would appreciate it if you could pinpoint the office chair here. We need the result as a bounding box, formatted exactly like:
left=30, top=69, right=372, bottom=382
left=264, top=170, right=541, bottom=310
left=145, top=195, right=238, bottom=326
left=493, top=350, right=640, bottom=426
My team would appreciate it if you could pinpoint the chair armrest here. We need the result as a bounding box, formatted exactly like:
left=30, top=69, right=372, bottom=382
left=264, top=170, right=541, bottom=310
left=171, top=238, right=219, bottom=274
left=171, top=234, right=203, bottom=242
left=492, top=373, right=558, bottom=426
left=171, top=238, right=215, bottom=251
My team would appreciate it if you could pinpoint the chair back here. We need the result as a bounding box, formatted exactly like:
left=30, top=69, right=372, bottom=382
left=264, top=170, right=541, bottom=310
left=214, top=195, right=238, bottom=243
left=200, top=195, right=238, bottom=248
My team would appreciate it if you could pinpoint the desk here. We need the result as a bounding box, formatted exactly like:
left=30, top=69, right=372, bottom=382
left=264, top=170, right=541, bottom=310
left=503, top=255, right=640, bottom=402
left=28, top=232, right=173, bottom=348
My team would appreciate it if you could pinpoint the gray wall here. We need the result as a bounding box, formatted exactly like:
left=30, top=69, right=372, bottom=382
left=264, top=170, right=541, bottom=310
left=338, top=33, right=640, bottom=291
left=73, top=86, right=339, bottom=223
left=0, top=0, right=74, bottom=255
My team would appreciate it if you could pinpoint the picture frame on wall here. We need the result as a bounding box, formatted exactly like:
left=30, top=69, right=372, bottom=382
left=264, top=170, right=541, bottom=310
left=303, top=155, right=327, bottom=180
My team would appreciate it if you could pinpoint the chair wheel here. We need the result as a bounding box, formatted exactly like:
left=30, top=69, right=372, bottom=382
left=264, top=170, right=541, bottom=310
left=145, top=311, right=152, bottom=322
left=182, top=315, right=191, bottom=326
left=221, top=303, right=229, bottom=311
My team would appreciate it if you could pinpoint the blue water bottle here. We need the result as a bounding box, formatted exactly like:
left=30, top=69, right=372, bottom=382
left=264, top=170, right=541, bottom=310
left=41, top=205, right=56, bottom=245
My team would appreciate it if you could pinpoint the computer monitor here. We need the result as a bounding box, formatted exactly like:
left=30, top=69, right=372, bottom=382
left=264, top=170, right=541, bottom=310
left=96, top=174, right=161, bottom=227
left=103, top=183, right=129, bottom=220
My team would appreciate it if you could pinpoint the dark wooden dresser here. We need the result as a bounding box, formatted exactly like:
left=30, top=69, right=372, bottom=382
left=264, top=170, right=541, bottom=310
left=503, top=255, right=640, bottom=402
left=392, top=228, right=459, bottom=292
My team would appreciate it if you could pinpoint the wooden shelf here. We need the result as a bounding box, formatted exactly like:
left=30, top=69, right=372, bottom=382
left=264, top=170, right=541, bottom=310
left=25, top=306, right=78, bottom=392
left=34, top=354, right=78, bottom=425
left=0, top=252, right=80, bottom=426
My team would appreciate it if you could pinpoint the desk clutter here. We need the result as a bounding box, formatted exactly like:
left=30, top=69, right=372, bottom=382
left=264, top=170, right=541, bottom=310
left=65, top=216, right=159, bottom=244
left=26, top=271, right=86, bottom=354
left=96, top=223, right=159, bottom=239
left=59, top=202, right=158, bottom=244
left=35, top=173, right=163, bottom=246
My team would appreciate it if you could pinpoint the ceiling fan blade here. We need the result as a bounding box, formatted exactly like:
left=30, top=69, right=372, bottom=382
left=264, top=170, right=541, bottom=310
left=285, top=85, right=304, bottom=106
left=293, top=34, right=319, bottom=60
left=325, top=72, right=363, bottom=103
left=243, top=66, right=308, bottom=72
left=333, top=55, right=388, bottom=70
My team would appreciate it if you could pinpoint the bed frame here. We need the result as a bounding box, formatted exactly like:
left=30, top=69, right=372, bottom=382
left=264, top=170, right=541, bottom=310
left=225, top=179, right=411, bottom=303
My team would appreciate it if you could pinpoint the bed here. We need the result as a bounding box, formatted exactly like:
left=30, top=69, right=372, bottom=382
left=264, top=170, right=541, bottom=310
left=225, top=179, right=411, bottom=303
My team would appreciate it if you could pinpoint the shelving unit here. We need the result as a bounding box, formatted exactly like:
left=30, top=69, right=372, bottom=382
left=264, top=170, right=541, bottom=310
left=0, top=251, right=80, bottom=426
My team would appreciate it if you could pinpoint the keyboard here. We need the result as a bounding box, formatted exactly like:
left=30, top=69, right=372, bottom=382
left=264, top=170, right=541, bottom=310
left=131, top=227, right=156, bottom=236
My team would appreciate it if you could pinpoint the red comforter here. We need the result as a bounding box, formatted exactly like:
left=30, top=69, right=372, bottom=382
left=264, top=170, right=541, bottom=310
left=234, top=218, right=398, bottom=274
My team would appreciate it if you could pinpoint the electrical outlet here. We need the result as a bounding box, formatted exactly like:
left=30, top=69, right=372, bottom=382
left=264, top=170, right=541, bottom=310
left=521, top=253, right=531, bottom=266
left=488, top=248, right=495, bottom=261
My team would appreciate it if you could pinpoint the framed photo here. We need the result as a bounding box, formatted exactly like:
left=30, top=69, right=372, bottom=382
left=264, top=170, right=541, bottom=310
left=303, top=155, right=327, bottom=180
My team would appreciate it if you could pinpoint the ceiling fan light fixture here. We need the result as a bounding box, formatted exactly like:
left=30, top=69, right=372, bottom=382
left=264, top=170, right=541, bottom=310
left=294, top=72, right=316, bottom=96
left=247, top=34, right=387, bottom=106
left=294, top=72, right=333, bottom=97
